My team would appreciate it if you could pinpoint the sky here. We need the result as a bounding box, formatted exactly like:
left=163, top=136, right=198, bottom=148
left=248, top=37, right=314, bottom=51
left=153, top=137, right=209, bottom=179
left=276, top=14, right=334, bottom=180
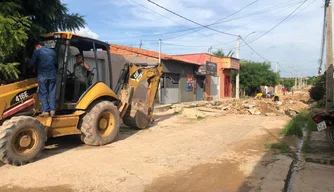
left=62, top=0, right=325, bottom=77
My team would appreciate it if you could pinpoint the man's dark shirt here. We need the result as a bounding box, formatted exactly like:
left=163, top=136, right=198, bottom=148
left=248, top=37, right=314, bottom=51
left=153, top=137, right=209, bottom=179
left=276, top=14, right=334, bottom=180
left=30, top=46, right=57, bottom=80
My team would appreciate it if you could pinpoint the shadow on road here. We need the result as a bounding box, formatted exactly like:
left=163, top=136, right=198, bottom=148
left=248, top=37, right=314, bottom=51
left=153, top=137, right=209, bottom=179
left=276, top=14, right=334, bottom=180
left=38, top=135, right=83, bottom=161
left=118, top=125, right=140, bottom=141
left=117, top=112, right=175, bottom=141
left=153, top=113, right=175, bottom=124
left=0, top=112, right=177, bottom=166
left=235, top=123, right=301, bottom=192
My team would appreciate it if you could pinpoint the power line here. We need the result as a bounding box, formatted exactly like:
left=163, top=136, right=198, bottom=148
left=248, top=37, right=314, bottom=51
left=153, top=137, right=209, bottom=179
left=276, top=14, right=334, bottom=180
left=147, top=0, right=238, bottom=37
left=147, top=0, right=276, bottom=62
left=127, top=0, right=231, bottom=45
left=240, top=37, right=270, bottom=61
left=161, top=0, right=261, bottom=40
left=170, top=0, right=305, bottom=47
left=224, top=0, right=309, bottom=50
left=177, top=0, right=304, bottom=39
left=244, top=0, right=308, bottom=45
left=111, top=0, right=303, bottom=42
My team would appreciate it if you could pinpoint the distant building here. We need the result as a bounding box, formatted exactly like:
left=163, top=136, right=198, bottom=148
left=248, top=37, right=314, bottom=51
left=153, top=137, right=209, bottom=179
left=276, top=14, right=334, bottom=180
left=109, top=44, right=204, bottom=104
left=174, top=53, right=240, bottom=99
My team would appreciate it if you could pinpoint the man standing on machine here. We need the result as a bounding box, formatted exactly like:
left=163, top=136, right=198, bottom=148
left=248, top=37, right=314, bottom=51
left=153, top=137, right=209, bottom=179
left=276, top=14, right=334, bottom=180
left=27, top=41, right=57, bottom=117
left=72, top=54, right=90, bottom=102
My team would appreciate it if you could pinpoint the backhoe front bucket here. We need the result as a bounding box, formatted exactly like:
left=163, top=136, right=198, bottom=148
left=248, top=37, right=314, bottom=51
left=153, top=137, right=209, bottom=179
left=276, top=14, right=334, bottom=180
left=123, top=107, right=151, bottom=129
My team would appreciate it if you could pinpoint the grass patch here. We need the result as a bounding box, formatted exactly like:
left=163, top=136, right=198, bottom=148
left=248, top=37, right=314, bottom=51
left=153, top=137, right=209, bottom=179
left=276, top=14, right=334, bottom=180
left=281, top=119, right=304, bottom=137
left=281, top=111, right=310, bottom=137
left=281, top=110, right=317, bottom=153
left=265, top=142, right=291, bottom=153
left=196, top=115, right=205, bottom=120
left=302, top=117, right=317, bottom=153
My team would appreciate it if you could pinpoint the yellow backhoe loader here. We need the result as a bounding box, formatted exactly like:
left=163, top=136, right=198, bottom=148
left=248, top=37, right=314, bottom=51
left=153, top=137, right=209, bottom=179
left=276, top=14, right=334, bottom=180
left=0, top=32, right=163, bottom=166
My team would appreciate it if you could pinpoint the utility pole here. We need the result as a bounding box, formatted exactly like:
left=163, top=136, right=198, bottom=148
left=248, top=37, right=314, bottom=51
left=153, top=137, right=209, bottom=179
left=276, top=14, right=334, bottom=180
left=159, top=39, right=161, bottom=63
left=139, top=40, right=142, bottom=49
left=326, top=0, right=333, bottom=113
left=275, top=61, right=278, bottom=93
left=295, top=76, right=297, bottom=88
left=208, top=46, right=212, bottom=54
left=236, top=35, right=241, bottom=99
left=158, top=39, right=162, bottom=104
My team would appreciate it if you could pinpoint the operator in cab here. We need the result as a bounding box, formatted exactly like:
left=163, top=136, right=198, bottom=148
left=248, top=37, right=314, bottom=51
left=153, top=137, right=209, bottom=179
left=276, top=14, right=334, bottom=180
left=72, top=54, right=90, bottom=102
left=26, top=41, right=57, bottom=117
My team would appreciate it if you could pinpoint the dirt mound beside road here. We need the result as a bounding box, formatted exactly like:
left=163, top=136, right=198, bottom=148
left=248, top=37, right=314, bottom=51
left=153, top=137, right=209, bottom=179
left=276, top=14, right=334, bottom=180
left=172, top=90, right=310, bottom=117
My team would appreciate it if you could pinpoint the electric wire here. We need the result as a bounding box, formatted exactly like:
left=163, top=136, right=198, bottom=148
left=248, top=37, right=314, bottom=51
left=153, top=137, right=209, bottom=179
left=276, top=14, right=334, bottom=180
left=147, top=0, right=238, bottom=37
left=113, top=0, right=303, bottom=40
left=127, top=0, right=233, bottom=46
left=241, top=0, right=308, bottom=45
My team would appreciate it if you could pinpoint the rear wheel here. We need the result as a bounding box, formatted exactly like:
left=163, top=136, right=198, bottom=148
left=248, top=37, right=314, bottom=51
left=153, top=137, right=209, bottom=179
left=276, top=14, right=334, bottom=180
left=80, top=101, right=120, bottom=146
left=326, top=126, right=334, bottom=147
left=0, top=116, right=46, bottom=166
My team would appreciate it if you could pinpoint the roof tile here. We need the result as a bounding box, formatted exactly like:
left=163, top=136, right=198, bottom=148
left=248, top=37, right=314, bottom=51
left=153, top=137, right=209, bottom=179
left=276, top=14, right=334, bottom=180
left=110, top=44, right=200, bottom=65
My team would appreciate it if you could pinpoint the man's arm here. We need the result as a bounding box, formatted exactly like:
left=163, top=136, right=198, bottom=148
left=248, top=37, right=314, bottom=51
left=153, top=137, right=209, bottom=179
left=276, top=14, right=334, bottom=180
left=83, top=62, right=90, bottom=70
left=30, top=50, right=38, bottom=65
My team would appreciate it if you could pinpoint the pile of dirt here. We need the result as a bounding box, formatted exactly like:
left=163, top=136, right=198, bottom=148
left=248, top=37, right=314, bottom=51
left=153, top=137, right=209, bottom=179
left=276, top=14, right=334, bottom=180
left=172, top=91, right=310, bottom=117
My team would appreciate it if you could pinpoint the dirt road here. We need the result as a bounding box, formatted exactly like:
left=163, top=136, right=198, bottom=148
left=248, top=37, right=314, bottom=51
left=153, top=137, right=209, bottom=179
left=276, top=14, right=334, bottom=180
left=0, top=110, right=291, bottom=192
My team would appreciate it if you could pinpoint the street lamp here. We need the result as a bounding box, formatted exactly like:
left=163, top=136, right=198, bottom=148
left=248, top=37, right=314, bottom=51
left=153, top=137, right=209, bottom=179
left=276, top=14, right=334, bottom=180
left=235, top=31, right=256, bottom=99
left=240, top=31, right=256, bottom=45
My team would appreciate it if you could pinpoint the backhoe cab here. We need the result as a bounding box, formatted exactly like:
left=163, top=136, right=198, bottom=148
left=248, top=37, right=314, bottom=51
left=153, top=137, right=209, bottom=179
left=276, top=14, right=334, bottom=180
left=0, top=32, right=163, bottom=166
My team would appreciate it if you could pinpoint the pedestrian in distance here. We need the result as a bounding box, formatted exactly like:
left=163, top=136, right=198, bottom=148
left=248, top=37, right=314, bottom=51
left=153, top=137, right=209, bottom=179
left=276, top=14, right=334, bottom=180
left=26, top=41, right=57, bottom=117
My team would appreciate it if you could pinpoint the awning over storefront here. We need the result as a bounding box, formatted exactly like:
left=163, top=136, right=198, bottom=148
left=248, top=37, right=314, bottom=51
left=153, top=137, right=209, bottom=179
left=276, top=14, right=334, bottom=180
left=221, top=57, right=240, bottom=70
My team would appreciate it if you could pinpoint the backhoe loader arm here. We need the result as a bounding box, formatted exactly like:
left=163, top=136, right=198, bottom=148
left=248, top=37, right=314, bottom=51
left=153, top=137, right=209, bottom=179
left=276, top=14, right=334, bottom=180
left=116, top=63, right=163, bottom=129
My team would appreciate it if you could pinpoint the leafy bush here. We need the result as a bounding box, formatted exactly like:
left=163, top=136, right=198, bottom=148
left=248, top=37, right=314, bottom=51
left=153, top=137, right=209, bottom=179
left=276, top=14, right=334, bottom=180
left=309, top=75, right=325, bottom=101
left=0, top=63, right=20, bottom=81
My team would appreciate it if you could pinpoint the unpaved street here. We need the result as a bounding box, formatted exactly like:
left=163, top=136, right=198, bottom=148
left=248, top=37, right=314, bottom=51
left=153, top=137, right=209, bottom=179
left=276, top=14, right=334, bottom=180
left=0, top=109, right=291, bottom=192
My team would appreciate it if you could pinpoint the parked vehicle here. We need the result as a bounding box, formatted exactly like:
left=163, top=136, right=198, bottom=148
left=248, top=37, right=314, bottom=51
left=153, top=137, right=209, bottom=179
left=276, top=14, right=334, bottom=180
left=312, top=111, right=334, bottom=146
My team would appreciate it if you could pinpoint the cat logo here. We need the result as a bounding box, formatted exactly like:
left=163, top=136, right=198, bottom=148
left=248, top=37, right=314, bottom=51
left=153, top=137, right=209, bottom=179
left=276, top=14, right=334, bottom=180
left=130, top=69, right=143, bottom=82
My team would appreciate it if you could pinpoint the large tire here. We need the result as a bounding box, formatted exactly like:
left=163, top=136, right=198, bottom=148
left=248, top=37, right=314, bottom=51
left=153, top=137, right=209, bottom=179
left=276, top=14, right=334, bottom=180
left=326, top=126, right=334, bottom=147
left=0, top=116, right=46, bottom=166
left=80, top=101, right=120, bottom=146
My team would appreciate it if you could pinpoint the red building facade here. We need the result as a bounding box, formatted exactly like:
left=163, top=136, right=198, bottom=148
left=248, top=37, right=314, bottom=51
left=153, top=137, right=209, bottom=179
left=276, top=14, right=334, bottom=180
left=175, top=53, right=240, bottom=99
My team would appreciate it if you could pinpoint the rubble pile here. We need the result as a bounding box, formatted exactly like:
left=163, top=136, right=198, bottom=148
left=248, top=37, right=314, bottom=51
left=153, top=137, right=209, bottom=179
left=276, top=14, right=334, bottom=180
left=172, top=91, right=310, bottom=117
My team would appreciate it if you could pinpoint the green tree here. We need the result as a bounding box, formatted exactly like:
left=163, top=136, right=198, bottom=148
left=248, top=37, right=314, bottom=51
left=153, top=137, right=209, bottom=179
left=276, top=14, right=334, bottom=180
left=281, top=78, right=295, bottom=89
left=233, top=60, right=280, bottom=95
left=213, top=49, right=234, bottom=57
left=0, top=0, right=86, bottom=82
left=309, top=75, right=325, bottom=101
left=0, top=1, right=30, bottom=81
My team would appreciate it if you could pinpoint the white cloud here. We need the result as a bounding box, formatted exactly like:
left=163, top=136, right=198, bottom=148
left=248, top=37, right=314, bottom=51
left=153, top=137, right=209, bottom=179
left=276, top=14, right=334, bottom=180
left=72, top=27, right=99, bottom=39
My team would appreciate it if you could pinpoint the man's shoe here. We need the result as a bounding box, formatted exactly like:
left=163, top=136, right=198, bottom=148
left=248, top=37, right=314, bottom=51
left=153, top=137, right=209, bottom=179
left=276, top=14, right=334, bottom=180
left=50, top=110, right=56, bottom=117
left=39, top=111, right=50, bottom=117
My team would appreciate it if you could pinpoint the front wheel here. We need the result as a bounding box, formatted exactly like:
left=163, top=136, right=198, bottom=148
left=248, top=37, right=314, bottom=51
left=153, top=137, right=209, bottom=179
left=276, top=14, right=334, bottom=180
left=80, top=101, right=120, bottom=146
left=0, top=116, right=46, bottom=166
left=326, top=126, right=334, bottom=147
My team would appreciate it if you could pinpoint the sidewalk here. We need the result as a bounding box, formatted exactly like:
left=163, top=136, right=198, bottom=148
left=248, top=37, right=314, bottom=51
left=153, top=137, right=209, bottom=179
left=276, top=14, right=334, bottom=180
left=292, top=131, right=334, bottom=192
